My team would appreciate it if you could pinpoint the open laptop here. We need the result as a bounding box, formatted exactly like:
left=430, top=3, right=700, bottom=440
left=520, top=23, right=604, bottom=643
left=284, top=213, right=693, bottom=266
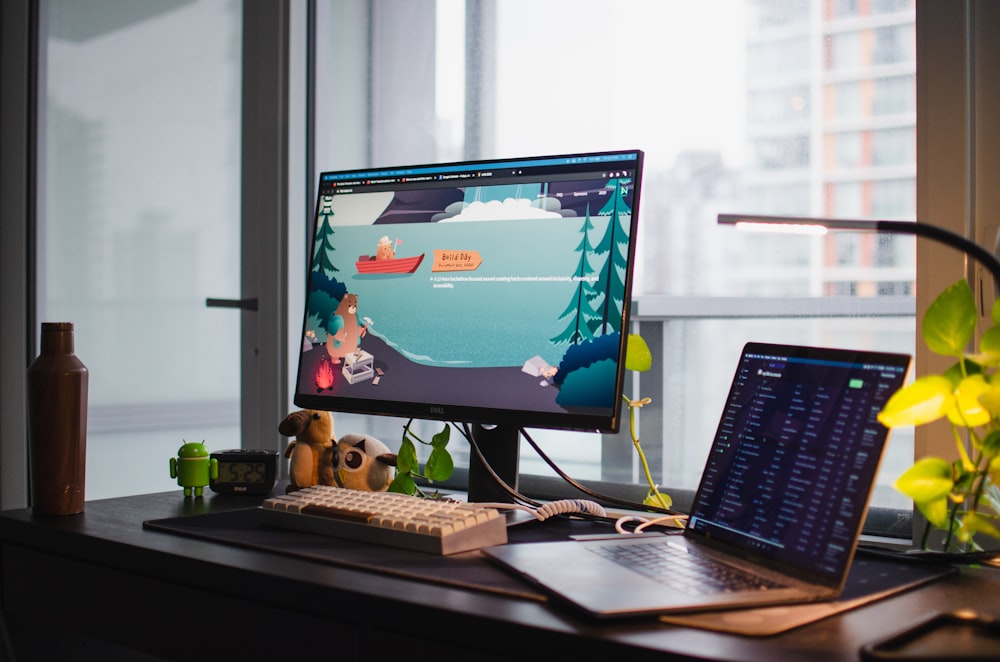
left=483, top=342, right=912, bottom=619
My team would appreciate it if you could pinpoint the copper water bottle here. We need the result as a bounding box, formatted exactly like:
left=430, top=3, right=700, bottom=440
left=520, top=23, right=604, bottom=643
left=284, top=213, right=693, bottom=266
left=27, top=322, right=89, bottom=515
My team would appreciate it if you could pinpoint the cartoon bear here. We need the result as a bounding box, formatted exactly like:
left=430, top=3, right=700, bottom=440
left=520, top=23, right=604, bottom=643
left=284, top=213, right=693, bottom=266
left=326, top=293, right=368, bottom=364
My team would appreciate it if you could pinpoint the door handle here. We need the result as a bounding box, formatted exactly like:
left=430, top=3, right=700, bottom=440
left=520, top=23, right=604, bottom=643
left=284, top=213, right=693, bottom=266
left=205, top=297, right=258, bottom=311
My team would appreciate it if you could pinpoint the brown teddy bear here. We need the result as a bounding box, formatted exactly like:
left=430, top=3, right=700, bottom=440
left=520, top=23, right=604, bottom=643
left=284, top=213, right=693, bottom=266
left=279, top=409, right=335, bottom=492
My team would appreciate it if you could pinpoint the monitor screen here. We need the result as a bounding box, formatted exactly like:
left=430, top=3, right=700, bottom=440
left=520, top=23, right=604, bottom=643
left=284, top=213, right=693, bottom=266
left=293, top=150, right=644, bottom=476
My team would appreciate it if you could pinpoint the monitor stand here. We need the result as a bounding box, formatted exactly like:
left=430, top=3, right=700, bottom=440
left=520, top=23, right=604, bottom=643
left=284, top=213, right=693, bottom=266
left=466, top=423, right=520, bottom=505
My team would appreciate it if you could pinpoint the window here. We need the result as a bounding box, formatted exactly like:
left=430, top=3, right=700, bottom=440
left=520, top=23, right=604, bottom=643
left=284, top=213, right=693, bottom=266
left=832, top=81, right=861, bottom=119
left=747, top=37, right=810, bottom=77
left=832, top=181, right=864, bottom=216
left=873, top=24, right=916, bottom=65
left=39, top=0, right=243, bottom=499
left=872, top=127, right=916, bottom=167
left=311, top=0, right=918, bottom=517
left=748, top=86, right=811, bottom=123
left=832, top=130, right=863, bottom=168
left=827, top=31, right=862, bottom=71
left=873, top=75, right=915, bottom=115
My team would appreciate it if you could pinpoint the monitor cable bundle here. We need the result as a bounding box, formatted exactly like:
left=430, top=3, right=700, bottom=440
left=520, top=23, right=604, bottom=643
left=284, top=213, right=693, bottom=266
left=459, top=422, right=608, bottom=522
left=459, top=423, right=687, bottom=532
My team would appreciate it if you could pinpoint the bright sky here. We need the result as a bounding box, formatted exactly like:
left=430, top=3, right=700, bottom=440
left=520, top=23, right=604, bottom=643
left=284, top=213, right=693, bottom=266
left=437, top=0, right=748, bottom=170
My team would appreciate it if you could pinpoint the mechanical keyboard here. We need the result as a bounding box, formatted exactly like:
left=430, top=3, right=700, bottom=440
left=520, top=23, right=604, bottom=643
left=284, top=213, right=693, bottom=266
left=259, top=485, right=508, bottom=555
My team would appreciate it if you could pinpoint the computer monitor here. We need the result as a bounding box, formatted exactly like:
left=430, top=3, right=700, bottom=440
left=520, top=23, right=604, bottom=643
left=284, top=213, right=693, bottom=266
left=293, top=149, right=644, bottom=502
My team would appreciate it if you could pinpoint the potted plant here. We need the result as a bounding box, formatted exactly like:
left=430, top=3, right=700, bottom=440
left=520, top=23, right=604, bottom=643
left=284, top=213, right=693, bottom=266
left=877, top=279, right=1000, bottom=551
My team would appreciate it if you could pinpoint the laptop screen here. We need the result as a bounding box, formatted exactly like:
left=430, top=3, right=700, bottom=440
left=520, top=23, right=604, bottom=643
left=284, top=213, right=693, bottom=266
left=686, top=342, right=911, bottom=585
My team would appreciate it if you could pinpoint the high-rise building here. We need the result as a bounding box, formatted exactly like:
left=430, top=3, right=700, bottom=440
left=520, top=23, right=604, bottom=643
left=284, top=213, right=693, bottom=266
left=740, top=0, right=916, bottom=296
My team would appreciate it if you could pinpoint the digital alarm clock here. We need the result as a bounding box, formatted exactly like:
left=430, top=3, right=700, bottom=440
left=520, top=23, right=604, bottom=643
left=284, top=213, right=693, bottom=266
left=209, top=449, right=278, bottom=494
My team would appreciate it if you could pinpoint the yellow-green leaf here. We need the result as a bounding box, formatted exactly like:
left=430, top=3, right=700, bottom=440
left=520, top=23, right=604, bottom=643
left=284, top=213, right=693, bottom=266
left=979, top=382, right=1000, bottom=419
left=643, top=490, right=673, bottom=510
left=877, top=375, right=953, bottom=428
left=959, top=512, right=1000, bottom=542
left=990, top=455, right=1000, bottom=485
left=922, top=280, right=976, bottom=357
left=625, top=334, right=653, bottom=372
left=992, top=295, right=1000, bottom=327
left=975, top=327, right=1000, bottom=367
left=916, top=497, right=950, bottom=529
left=893, top=457, right=954, bottom=505
left=946, top=374, right=992, bottom=427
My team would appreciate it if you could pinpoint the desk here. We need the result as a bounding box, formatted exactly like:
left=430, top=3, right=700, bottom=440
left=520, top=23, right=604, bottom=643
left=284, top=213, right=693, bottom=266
left=0, top=489, right=995, bottom=661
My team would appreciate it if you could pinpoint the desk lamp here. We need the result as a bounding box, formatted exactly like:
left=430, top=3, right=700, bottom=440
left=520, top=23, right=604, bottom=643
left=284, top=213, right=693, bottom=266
left=718, top=213, right=1000, bottom=557
left=716, top=213, right=1000, bottom=287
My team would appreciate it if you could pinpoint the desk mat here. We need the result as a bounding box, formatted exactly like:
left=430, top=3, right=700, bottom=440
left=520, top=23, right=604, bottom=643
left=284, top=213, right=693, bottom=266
left=660, top=555, right=954, bottom=636
left=144, top=507, right=552, bottom=602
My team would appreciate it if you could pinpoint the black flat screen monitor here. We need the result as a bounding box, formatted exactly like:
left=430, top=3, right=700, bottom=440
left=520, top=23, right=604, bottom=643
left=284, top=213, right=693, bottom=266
left=293, top=149, right=644, bottom=501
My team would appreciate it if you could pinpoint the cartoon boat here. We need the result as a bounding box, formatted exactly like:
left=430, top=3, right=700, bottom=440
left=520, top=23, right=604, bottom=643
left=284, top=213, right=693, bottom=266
left=355, top=253, right=425, bottom=274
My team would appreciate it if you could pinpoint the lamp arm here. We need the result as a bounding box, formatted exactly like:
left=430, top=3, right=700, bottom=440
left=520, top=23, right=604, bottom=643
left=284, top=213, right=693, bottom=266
left=717, top=213, right=1000, bottom=292
left=873, top=220, right=1000, bottom=289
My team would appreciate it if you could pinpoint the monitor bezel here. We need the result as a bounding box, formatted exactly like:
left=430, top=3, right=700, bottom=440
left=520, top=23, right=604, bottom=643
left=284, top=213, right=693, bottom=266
left=292, top=149, right=645, bottom=435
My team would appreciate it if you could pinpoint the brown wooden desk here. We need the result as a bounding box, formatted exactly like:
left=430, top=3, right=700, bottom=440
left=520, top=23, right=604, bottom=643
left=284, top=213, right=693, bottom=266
left=0, top=489, right=995, bottom=661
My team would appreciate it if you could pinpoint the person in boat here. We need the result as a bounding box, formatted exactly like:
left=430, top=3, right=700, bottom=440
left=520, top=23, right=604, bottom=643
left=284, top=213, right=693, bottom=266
left=375, top=235, right=395, bottom=260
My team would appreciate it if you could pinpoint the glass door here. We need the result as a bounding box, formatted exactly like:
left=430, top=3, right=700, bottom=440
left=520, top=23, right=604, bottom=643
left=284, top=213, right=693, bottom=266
left=39, top=0, right=243, bottom=499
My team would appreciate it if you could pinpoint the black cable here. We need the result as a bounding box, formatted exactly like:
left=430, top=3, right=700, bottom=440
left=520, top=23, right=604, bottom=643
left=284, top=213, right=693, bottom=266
left=453, top=422, right=685, bottom=526
left=520, top=428, right=685, bottom=517
left=458, top=424, right=640, bottom=526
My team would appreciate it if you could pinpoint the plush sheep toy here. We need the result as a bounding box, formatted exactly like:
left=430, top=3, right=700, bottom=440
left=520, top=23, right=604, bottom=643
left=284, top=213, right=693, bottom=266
left=278, top=409, right=335, bottom=492
left=332, top=434, right=398, bottom=492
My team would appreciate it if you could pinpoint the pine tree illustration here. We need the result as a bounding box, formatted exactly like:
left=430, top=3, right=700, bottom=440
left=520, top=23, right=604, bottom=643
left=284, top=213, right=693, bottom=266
left=590, top=178, right=632, bottom=335
left=312, top=195, right=339, bottom=277
left=551, top=203, right=602, bottom=345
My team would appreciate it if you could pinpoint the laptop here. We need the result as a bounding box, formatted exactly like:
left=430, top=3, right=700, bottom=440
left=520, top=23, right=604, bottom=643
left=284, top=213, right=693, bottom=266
left=483, top=342, right=912, bottom=619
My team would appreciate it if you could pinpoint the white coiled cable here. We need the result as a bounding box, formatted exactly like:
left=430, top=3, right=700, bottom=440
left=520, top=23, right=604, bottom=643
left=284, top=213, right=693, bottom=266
left=481, top=499, right=608, bottom=521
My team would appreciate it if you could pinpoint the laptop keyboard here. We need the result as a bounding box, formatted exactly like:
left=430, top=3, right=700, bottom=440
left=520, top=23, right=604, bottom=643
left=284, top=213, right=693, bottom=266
left=590, top=540, right=784, bottom=596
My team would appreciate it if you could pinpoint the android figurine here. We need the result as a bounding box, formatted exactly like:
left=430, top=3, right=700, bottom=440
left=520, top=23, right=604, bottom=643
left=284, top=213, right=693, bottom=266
left=169, top=440, right=218, bottom=497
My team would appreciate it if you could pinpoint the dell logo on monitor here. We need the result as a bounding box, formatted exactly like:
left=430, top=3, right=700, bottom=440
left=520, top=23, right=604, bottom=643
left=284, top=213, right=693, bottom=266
left=429, top=406, right=446, bottom=416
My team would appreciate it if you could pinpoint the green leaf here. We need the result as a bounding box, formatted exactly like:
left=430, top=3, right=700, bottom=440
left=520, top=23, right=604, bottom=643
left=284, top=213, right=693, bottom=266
left=625, top=334, right=653, bottom=372
left=922, top=279, right=976, bottom=357
left=992, top=295, right=1000, bottom=327
left=388, top=472, right=417, bottom=495
left=424, top=446, right=455, bottom=481
left=877, top=375, right=953, bottom=427
left=396, top=438, right=418, bottom=473
left=982, top=430, right=1000, bottom=457
left=431, top=424, right=451, bottom=449
left=893, top=457, right=954, bottom=504
left=943, top=359, right=981, bottom=384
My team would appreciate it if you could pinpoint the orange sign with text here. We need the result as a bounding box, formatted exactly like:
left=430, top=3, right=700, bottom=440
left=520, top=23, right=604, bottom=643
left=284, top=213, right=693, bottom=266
left=432, top=249, right=483, bottom=272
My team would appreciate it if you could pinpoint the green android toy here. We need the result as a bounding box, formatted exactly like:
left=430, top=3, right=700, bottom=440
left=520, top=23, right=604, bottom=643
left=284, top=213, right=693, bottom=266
left=169, top=440, right=218, bottom=497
